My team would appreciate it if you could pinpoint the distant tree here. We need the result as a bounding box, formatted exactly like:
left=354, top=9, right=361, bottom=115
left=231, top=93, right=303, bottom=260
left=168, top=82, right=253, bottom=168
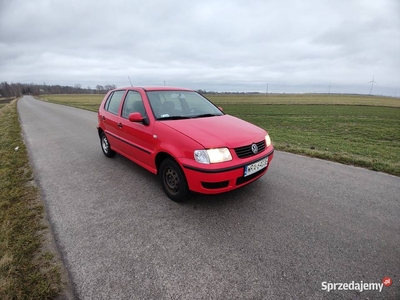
left=0, top=82, right=114, bottom=96
left=53, top=85, right=61, bottom=94
left=0, top=82, right=12, bottom=97
left=105, top=84, right=116, bottom=91
left=196, top=89, right=207, bottom=95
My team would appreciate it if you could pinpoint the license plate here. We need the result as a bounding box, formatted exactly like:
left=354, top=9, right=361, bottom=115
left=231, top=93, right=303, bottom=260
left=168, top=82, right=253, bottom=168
left=244, top=157, right=268, bottom=177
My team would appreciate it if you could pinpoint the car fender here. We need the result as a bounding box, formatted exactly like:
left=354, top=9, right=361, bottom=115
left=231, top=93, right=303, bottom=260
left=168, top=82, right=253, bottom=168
left=153, top=121, right=203, bottom=168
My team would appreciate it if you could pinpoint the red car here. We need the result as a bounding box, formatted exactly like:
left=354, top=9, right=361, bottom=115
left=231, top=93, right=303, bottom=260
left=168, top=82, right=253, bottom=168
left=97, top=87, right=274, bottom=202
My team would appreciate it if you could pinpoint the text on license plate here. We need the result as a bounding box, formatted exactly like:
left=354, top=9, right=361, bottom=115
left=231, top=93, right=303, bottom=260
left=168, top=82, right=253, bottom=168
left=244, top=157, right=268, bottom=177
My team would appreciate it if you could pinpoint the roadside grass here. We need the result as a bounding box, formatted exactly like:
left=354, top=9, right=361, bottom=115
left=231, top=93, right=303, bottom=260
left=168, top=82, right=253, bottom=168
left=0, top=100, right=61, bottom=299
left=39, top=93, right=400, bottom=176
left=0, top=97, right=15, bottom=110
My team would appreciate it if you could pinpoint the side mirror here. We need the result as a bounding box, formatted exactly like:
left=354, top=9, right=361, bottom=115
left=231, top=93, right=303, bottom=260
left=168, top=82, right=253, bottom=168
left=128, top=112, right=143, bottom=122
left=218, top=106, right=223, bottom=111
left=128, top=112, right=150, bottom=125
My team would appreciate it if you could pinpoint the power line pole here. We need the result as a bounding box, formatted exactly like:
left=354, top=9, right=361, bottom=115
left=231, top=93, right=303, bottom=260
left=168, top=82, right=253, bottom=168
left=266, top=83, right=269, bottom=96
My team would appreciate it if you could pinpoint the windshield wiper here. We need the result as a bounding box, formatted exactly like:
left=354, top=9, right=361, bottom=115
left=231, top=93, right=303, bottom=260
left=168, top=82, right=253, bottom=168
left=157, top=116, right=192, bottom=120
left=192, top=113, right=220, bottom=118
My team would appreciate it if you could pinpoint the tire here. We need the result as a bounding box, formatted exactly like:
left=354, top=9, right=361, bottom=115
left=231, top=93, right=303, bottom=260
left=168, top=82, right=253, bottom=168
left=159, top=158, right=189, bottom=202
left=100, top=132, right=116, bottom=158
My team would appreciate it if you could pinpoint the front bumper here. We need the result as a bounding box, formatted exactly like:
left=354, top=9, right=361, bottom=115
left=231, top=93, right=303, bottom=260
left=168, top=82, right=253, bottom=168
left=181, top=148, right=274, bottom=194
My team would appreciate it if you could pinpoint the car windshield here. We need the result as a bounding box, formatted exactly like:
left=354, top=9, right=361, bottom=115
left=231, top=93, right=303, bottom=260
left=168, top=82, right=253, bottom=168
left=146, top=91, right=224, bottom=120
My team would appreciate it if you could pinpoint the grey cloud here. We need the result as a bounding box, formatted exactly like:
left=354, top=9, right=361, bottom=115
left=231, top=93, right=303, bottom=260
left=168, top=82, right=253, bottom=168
left=0, top=0, right=399, bottom=95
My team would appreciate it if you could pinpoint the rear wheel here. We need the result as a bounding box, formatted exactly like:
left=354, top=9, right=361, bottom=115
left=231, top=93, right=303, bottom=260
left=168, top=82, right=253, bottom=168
left=100, top=132, right=116, bottom=157
left=159, top=158, right=189, bottom=202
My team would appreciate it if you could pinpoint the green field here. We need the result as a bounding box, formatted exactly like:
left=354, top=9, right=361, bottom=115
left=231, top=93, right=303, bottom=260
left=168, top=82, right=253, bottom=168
left=207, top=93, right=400, bottom=107
left=40, top=94, right=102, bottom=112
left=39, top=93, right=400, bottom=176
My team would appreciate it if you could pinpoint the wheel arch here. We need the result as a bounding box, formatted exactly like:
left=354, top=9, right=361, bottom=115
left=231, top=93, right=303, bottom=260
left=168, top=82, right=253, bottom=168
left=97, top=127, right=104, bottom=138
left=155, top=152, right=176, bottom=174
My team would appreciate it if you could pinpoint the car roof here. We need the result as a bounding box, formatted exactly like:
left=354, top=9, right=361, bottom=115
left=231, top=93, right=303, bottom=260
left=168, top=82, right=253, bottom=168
left=119, top=86, right=194, bottom=92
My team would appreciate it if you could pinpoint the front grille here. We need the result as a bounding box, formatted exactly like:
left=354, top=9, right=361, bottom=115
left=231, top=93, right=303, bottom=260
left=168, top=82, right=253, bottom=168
left=234, top=140, right=266, bottom=159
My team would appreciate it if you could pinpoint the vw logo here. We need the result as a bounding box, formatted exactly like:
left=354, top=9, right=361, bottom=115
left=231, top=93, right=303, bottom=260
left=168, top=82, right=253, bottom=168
left=251, top=143, right=258, bottom=154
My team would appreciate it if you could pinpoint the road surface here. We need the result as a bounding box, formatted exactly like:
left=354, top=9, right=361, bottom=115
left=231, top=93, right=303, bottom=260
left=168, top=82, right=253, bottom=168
left=18, top=96, right=399, bottom=299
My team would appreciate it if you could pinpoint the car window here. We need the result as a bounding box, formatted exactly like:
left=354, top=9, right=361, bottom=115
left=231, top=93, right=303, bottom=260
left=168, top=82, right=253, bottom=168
left=169, top=98, right=182, bottom=111
left=147, top=93, right=163, bottom=118
left=147, top=92, right=182, bottom=118
left=105, top=90, right=125, bottom=115
left=184, top=93, right=209, bottom=111
left=122, top=91, right=147, bottom=119
left=147, top=91, right=223, bottom=119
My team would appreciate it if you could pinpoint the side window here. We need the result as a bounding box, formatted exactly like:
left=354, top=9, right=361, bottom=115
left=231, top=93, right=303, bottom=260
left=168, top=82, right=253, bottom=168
left=105, top=90, right=125, bottom=115
left=104, top=94, right=112, bottom=110
left=122, top=91, right=147, bottom=119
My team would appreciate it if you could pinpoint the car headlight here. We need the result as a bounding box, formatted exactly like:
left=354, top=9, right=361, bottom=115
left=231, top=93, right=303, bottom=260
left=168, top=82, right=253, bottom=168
left=194, top=148, right=232, bottom=164
left=265, top=134, right=272, bottom=147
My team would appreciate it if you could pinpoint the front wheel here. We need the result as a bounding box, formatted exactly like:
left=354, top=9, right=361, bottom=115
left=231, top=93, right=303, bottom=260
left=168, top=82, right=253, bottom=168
left=100, top=132, right=116, bottom=158
left=159, top=158, right=189, bottom=202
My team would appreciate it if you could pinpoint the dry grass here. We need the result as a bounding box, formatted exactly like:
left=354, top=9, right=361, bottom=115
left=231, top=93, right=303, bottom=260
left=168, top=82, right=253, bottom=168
left=0, top=100, right=62, bottom=299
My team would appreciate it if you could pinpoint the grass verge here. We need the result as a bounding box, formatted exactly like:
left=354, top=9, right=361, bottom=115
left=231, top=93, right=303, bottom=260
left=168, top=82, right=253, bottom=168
left=0, top=100, right=61, bottom=299
left=39, top=93, right=400, bottom=176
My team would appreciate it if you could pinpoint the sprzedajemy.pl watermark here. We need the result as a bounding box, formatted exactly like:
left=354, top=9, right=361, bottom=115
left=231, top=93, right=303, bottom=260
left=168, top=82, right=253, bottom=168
left=321, top=277, right=393, bottom=293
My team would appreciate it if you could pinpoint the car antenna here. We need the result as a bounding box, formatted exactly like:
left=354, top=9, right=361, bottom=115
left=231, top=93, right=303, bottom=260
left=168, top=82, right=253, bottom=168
left=128, top=76, right=133, bottom=87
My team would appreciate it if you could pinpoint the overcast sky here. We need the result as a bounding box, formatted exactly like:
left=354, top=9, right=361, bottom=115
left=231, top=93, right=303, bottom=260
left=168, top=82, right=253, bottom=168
left=1, top=0, right=399, bottom=95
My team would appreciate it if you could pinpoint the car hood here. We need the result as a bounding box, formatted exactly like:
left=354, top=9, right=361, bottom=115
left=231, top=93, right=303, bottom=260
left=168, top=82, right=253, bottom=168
left=161, top=115, right=267, bottom=148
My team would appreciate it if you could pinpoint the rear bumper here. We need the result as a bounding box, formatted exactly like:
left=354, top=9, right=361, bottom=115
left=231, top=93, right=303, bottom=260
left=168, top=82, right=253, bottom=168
left=181, top=149, right=274, bottom=194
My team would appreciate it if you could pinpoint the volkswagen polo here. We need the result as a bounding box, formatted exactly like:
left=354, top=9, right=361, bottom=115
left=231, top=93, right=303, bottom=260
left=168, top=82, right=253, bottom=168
left=97, top=87, right=274, bottom=202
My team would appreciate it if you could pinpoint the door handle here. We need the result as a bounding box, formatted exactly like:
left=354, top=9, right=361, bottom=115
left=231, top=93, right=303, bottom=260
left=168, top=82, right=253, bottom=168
left=101, top=116, right=105, bottom=121
left=117, top=123, right=123, bottom=128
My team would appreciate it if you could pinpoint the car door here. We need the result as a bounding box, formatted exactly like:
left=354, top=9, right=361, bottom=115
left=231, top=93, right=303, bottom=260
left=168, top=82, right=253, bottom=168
left=118, top=90, right=156, bottom=171
left=100, top=90, right=126, bottom=152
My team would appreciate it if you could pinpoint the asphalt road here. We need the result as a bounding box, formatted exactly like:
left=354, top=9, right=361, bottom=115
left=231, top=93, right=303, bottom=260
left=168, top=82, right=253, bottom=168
left=18, top=96, right=399, bottom=299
